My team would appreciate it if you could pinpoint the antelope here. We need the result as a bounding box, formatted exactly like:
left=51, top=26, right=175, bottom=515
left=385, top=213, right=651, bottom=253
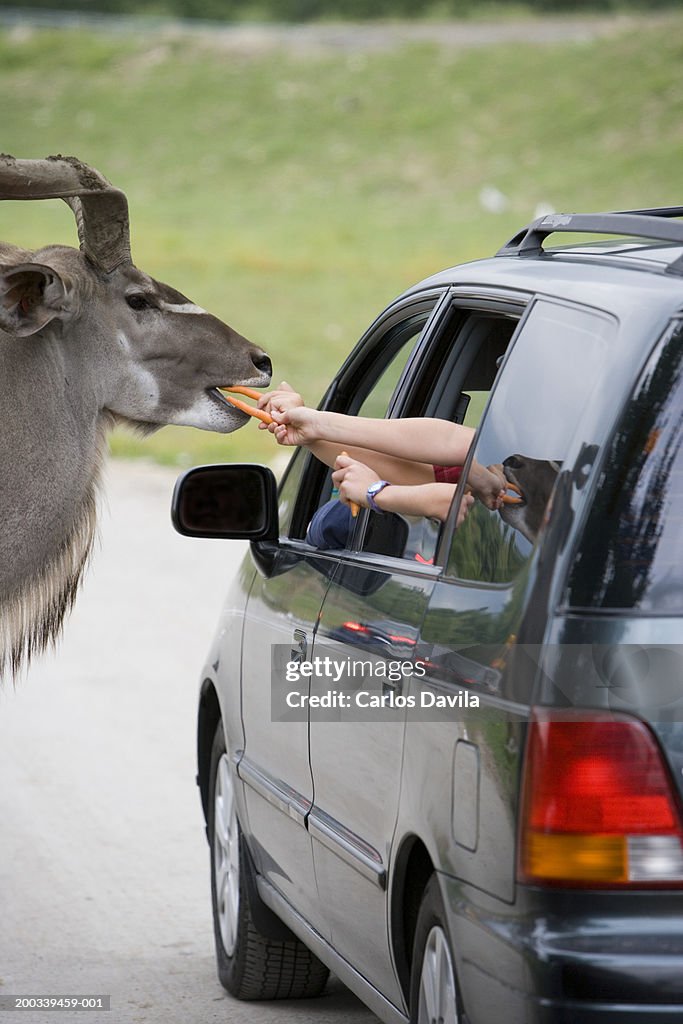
left=0, top=155, right=271, bottom=677
left=499, top=455, right=562, bottom=544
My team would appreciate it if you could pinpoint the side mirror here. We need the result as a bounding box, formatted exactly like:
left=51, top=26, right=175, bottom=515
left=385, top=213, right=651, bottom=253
left=171, top=464, right=279, bottom=541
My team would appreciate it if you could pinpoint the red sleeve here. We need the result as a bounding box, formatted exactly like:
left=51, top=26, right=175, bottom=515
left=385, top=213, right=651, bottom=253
left=433, top=464, right=463, bottom=484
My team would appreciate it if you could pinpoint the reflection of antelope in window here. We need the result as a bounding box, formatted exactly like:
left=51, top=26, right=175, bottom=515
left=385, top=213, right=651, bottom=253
left=499, top=455, right=562, bottom=544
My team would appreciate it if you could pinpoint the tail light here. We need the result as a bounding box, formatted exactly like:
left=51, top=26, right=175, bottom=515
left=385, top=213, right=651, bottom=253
left=518, top=709, right=683, bottom=887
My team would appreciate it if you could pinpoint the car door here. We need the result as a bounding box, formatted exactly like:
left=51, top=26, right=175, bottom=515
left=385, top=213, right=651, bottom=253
left=402, top=298, right=617, bottom=911
left=238, top=294, right=443, bottom=935
left=306, top=291, right=526, bottom=1004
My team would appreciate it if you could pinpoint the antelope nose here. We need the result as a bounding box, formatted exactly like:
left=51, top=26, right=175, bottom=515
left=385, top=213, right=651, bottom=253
left=251, top=350, right=272, bottom=379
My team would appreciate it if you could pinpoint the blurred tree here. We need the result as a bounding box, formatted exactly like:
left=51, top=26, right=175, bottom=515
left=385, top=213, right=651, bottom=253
left=0, top=0, right=678, bottom=19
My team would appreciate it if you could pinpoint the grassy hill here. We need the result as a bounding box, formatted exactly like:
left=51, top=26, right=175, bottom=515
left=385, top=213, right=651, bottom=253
left=2, top=14, right=682, bottom=466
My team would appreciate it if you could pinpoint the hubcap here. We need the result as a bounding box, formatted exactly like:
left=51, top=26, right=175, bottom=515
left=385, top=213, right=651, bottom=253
left=213, top=752, right=240, bottom=957
left=417, top=925, right=458, bottom=1024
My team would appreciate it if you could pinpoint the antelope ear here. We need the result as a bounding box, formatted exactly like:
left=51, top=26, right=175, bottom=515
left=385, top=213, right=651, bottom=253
left=0, top=262, right=72, bottom=337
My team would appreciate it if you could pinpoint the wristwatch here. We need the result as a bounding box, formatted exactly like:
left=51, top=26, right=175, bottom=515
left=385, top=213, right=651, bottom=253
left=366, top=479, right=392, bottom=513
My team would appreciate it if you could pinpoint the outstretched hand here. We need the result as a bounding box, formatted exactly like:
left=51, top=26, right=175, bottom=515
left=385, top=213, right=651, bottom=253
left=468, top=462, right=506, bottom=509
left=332, top=453, right=379, bottom=510
left=269, top=406, right=321, bottom=447
left=255, top=381, right=326, bottom=446
left=256, top=381, right=305, bottom=431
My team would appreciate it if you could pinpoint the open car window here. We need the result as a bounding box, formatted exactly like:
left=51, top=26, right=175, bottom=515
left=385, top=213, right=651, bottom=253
left=280, top=299, right=439, bottom=543
left=358, top=306, right=520, bottom=564
left=285, top=298, right=527, bottom=564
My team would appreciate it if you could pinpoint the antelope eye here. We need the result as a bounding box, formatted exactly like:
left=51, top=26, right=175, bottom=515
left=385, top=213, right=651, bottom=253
left=126, top=293, right=151, bottom=311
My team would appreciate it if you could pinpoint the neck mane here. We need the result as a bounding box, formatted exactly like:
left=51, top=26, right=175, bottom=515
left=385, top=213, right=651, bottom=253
left=1, top=418, right=110, bottom=678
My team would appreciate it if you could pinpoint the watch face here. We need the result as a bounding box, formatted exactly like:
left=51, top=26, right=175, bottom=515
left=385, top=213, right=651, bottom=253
left=368, top=481, right=389, bottom=499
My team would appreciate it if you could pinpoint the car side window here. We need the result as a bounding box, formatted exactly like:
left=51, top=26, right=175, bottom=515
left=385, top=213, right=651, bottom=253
left=446, top=300, right=615, bottom=584
left=283, top=303, right=437, bottom=543
left=360, top=307, right=520, bottom=563
left=276, top=446, right=307, bottom=536
left=278, top=338, right=415, bottom=540
left=355, top=342, right=414, bottom=420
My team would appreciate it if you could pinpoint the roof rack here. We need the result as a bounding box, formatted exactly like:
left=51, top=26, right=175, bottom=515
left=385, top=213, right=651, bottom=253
left=497, top=207, right=683, bottom=276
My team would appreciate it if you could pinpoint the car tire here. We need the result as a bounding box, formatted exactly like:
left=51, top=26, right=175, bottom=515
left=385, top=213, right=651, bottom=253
left=208, top=723, right=329, bottom=1000
left=410, top=874, right=462, bottom=1024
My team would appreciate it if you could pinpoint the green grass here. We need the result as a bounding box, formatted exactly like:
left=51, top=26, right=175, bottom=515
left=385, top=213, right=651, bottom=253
left=2, top=15, right=683, bottom=466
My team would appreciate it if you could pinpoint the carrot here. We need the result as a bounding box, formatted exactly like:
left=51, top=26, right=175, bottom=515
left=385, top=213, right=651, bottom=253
left=220, top=387, right=273, bottom=425
left=340, top=452, right=361, bottom=518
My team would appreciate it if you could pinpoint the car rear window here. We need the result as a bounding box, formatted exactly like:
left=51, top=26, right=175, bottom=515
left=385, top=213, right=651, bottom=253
left=567, top=320, right=683, bottom=613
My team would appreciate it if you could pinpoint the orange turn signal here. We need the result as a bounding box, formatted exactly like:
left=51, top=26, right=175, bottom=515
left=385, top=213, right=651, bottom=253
left=522, top=832, right=628, bottom=884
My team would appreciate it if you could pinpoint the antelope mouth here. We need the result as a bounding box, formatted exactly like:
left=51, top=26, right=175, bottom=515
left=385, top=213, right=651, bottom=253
left=211, top=384, right=275, bottom=425
left=209, top=387, right=250, bottom=415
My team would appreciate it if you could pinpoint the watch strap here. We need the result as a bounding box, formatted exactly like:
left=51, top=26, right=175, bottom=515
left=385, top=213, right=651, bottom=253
left=367, top=480, right=391, bottom=513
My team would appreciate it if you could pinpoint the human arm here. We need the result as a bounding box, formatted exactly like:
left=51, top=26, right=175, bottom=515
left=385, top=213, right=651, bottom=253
left=468, top=462, right=506, bottom=509
left=303, top=423, right=503, bottom=506
left=307, top=443, right=436, bottom=485
left=260, top=384, right=503, bottom=505
left=259, top=383, right=434, bottom=483
left=331, top=454, right=474, bottom=527
left=272, top=406, right=476, bottom=467
left=256, top=381, right=304, bottom=425
left=310, top=436, right=503, bottom=505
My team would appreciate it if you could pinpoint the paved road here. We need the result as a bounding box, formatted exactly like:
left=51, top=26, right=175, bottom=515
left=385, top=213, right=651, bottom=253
left=0, top=459, right=378, bottom=1024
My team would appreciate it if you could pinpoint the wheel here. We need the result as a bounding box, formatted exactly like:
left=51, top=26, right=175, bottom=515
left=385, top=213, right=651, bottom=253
left=410, top=875, right=462, bottom=1024
left=208, top=723, right=329, bottom=1000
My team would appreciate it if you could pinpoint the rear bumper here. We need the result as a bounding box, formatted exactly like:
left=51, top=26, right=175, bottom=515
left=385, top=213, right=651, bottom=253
left=441, top=875, right=683, bottom=1024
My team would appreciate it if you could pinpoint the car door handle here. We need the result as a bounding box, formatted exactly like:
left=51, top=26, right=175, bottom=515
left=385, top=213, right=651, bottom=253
left=291, top=628, right=308, bottom=664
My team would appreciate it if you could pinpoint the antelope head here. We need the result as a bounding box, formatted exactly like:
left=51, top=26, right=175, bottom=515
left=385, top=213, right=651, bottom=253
left=0, top=155, right=272, bottom=677
left=0, top=155, right=272, bottom=433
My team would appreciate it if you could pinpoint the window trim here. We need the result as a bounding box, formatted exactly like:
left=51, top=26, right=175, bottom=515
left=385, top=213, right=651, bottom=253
left=324, top=290, right=449, bottom=415
left=310, top=544, right=442, bottom=581
left=390, top=288, right=530, bottom=420
left=284, top=291, right=447, bottom=541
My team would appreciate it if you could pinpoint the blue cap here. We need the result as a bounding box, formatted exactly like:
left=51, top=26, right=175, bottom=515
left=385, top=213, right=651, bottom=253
left=306, top=499, right=353, bottom=549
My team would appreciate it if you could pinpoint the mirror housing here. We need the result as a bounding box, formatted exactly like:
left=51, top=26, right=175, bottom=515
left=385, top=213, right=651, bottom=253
left=171, top=464, right=279, bottom=542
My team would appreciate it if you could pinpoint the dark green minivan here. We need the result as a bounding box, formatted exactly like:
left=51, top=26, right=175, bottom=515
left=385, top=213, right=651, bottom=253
left=174, top=210, right=683, bottom=1024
